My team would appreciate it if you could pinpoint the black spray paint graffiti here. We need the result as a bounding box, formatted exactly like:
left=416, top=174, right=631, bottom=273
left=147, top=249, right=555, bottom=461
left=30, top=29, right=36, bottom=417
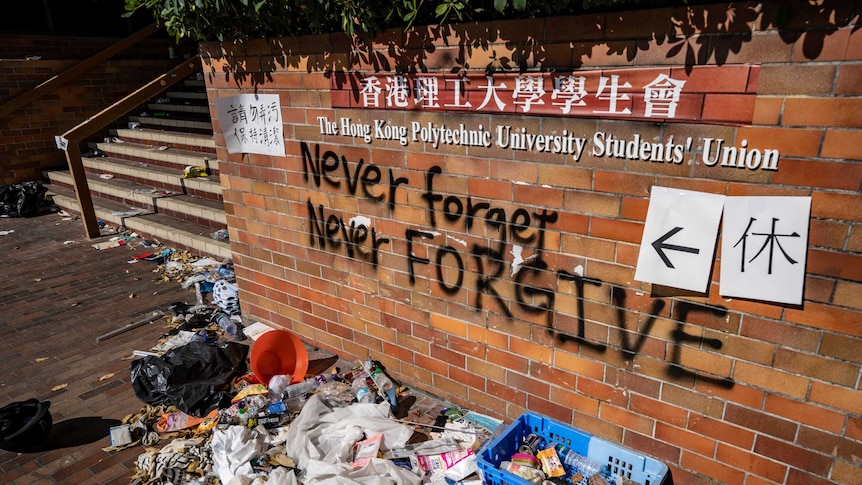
left=300, top=141, right=733, bottom=387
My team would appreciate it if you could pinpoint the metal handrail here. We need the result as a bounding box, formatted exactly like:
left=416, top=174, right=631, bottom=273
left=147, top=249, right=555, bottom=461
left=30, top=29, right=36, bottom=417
left=0, top=24, right=160, bottom=120
left=61, top=58, right=203, bottom=238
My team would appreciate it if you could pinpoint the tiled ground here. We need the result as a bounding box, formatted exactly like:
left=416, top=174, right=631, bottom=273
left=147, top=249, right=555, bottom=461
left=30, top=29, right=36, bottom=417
left=0, top=211, right=454, bottom=485
left=0, top=211, right=196, bottom=484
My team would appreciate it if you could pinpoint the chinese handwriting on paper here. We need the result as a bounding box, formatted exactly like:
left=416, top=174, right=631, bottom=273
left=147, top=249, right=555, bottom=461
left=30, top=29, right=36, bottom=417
left=226, top=100, right=281, bottom=148
left=216, top=93, right=285, bottom=156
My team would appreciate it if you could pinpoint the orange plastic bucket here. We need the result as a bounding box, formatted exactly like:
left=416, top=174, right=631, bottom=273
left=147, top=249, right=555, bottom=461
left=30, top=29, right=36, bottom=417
left=249, top=330, right=309, bottom=385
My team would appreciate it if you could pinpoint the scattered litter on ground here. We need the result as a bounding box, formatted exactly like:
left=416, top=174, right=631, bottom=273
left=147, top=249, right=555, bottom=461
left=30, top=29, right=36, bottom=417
left=111, top=294, right=497, bottom=485
left=51, top=383, right=68, bottom=391
left=35, top=357, right=49, bottom=363
left=0, top=230, right=14, bottom=236
left=92, top=238, right=127, bottom=250
left=183, top=165, right=209, bottom=178
left=211, top=229, right=229, bottom=242
left=113, top=210, right=147, bottom=217
left=83, top=148, right=107, bottom=157
left=79, top=238, right=525, bottom=485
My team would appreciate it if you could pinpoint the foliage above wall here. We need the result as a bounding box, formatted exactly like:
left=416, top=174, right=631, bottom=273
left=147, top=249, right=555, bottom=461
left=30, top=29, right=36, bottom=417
left=123, top=0, right=709, bottom=41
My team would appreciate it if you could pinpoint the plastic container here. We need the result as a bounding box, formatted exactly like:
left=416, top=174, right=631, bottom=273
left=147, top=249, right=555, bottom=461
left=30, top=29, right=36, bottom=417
left=363, top=359, right=393, bottom=392
left=477, top=412, right=668, bottom=485
left=557, top=445, right=604, bottom=477
left=284, top=378, right=317, bottom=399
left=215, top=312, right=237, bottom=335
left=267, top=401, right=287, bottom=414
left=283, top=373, right=334, bottom=399
left=352, top=377, right=374, bottom=403
left=249, top=329, right=309, bottom=385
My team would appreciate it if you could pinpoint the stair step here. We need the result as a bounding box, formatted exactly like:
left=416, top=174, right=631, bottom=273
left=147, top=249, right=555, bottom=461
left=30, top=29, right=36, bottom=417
left=184, top=79, right=205, bottom=88
left=95, top=141, right=218, bottom=171
left=47, top=170, right=177, bottom=207
left=48, top=185, right=230, bottom=259
left=46, top=171, right=226, bottom=226
left=82, top=156, right=222, bottom=197
left=147, top=102, right=209, bottom=114
left=155, top=194, right=227, bottom=226
left=166, top=91, right=208, bottom=100
left=114, top=127, right=216, bottom=150
left=129, top=115, right=212, bottom=131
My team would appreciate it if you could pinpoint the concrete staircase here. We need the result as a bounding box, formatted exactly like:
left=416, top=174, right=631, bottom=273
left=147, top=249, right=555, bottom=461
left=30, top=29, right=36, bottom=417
left=46, top=77, right=230, bottom=259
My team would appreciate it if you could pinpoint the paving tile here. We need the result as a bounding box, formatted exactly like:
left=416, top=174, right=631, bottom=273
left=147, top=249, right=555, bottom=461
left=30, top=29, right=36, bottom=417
left=0, top=213, right=193, bottom=483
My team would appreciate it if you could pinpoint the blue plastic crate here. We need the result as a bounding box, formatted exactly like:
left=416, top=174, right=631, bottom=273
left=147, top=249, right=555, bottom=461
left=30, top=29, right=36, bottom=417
left=477, top=412, right=668, bottom=485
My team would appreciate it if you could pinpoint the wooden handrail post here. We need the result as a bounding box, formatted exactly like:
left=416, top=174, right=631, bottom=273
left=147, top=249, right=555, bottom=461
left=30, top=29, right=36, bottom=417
left=63, top=143, right=100, bottom=238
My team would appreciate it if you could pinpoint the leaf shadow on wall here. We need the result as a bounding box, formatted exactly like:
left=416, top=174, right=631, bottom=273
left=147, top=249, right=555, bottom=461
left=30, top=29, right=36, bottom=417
left=198, top=2, right=858, bottom=95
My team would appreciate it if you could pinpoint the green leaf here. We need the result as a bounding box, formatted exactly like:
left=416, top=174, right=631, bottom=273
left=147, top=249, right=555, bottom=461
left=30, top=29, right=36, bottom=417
left=435, top=4, right=447, bottom=15
left=493, top=0, right=507, bottom=13
left=512, top=0, right=525, bottom=10
left=254, top=0, right=265, bottom=11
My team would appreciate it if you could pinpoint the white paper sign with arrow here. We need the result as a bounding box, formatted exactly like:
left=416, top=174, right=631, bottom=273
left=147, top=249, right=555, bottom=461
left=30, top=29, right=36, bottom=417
left=635, top=186, right=726, bottom=293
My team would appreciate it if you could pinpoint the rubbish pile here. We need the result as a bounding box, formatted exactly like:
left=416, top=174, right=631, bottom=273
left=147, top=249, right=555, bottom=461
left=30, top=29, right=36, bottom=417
left=0, top=181, right=50, bottom=218
left=476, top=412, right=667, bottom=485
left=95, top=237, right=662, bottom=485
left=113, top=300, right=499, bottom=485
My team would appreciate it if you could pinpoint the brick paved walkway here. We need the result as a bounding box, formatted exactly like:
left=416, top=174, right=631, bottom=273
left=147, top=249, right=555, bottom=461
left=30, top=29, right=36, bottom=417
left=0, top=213, right=195, bottom=484
left=0, top=212, right=455, bottom=484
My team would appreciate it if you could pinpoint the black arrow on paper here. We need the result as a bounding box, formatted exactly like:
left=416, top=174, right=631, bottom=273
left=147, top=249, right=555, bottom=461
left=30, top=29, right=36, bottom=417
left=652, top=226, right=700, bottom=268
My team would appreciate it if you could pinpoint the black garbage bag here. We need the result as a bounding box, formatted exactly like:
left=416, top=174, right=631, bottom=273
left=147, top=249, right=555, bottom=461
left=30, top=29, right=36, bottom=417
left=0, top=399, right=52, bottom=452
left=0, top=181, right=49, bottom=217
left=130, top=341, right=248, bottom=417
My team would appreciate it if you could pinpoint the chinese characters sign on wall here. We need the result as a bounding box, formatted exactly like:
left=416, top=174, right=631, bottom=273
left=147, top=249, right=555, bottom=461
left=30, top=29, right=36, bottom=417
left=330, top=65, right=759, bottom=124
left=215, top=93, right=285, bottom=156
left=720, top=197, right=811, bottom=305
left=635, top=190, right=811, bottom=305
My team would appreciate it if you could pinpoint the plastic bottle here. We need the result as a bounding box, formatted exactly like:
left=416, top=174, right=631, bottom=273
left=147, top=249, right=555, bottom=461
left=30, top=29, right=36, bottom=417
left=364, top=359, right=393, bottom=392
left=352, top=377, right=374, bottom=403
left=214, top=312, right=237, bottom=335
left=237, top=408, right=248, bottom=426
left=556, top=445, right=604, bottom=476
left=311, top=372, right=333, bottom=387
left=284, top=378, right=317, bottom=398
left=281, top=372, right=335, bottom=399
left=266, top=401, right=287, bottom=414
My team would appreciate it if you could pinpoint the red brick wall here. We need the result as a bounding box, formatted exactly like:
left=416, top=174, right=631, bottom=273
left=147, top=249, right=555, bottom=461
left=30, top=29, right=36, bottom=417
left=201, top=2, right=862, bottom=483
left=0, top=34, right=177, bottom=60
left=0, top=58, right=177, bottom=184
